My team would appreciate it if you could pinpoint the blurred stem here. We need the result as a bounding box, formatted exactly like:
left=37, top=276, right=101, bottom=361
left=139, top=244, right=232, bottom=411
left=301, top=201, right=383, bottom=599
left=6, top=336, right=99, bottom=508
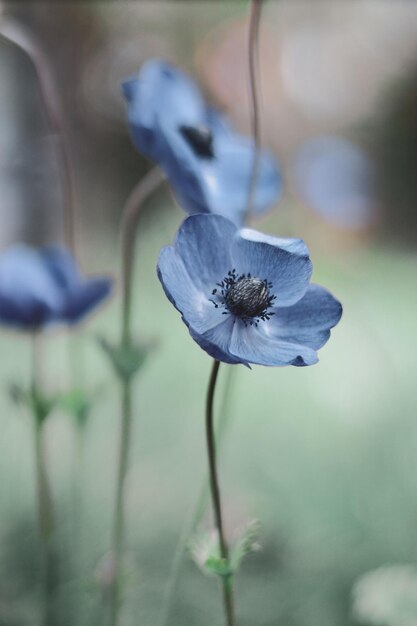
left=109, top=167, right=163, bottom=626
left=31, top=336, right=57, bottom=626
left=120, top=167, right=164, bottom=347
left=159, top=365, right=238, bottom=626
left=206, top=360, right=236, bottom=626
left=109, top=379, right=132, bottom=626
left=0, top=19, right=76, bottom=251
left=245, top=0, right=263, bottom=223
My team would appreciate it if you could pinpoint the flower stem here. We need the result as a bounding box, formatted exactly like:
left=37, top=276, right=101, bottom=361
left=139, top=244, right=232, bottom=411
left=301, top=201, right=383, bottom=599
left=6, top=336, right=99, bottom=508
left=245, top=0, right=263, bottom=222
left=31, top=336, right=57, bottom=626
left=206, top=360, right=236, bottom=626
left=0, top=19, right=76, bottom=252
left=109, top=167, right=163, bottom=626
left=158, top=365, right=238, bottom=626
left=109, top=379, right=132, bottom=626
left=121, top=167, right=164, bottom=347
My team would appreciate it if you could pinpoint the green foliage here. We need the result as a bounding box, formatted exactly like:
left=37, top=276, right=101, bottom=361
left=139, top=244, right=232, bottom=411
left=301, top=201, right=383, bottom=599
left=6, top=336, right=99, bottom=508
left=58, top=388, right=91, bottom=427
left=8, top=383, right=56, bottom=425
left=189, top=520, right=261, bottom=580
left=98, top=337, right=152, bottom=383
left=229, top=519, right=261, bottom=572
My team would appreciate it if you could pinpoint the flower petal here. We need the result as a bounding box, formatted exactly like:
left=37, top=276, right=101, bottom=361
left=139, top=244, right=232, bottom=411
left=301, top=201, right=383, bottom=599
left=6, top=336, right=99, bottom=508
left=62, top=277, right=113, bottom=324
left=229, top=319, right=319, bottom=367
left=40, top=246, right=80, bottom=288
left=157, top=244, right=225, bottom=334
left=188, top=317, right=245, bottom=365
left=173, top=214, right=236, bottom=292
left=123, top=59, right=205, bottom=161
left=0, top=245, right=62, bottom=328
left=207, top=134, right=282, bottom=220
left=157, top=119, right=281, bottom=225
left=231, top=231, right=313, bottom=306
left=269, top=284, right=342, bottom=349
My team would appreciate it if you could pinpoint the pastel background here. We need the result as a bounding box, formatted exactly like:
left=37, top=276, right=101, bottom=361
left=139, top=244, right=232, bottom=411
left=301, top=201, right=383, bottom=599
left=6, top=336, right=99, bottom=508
left=0, top=2, right=416, bottom=625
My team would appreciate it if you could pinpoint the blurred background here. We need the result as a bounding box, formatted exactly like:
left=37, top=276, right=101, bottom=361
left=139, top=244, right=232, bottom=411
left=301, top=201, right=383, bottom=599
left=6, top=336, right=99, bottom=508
left=0, top=1, right=416, bottom=625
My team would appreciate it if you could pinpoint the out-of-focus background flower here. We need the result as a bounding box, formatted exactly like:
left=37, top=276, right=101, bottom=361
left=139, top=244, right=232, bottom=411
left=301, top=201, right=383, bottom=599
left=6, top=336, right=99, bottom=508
left=0, top=2, right=416, bottom=625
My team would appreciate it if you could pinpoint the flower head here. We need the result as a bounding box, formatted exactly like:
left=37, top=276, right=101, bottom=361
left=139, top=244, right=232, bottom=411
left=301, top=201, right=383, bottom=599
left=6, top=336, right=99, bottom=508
left=122, top=59, right=281, bottom=225
left=0, top=244, right=112, bottom=331
left=157, top=214, right=342, bottom=366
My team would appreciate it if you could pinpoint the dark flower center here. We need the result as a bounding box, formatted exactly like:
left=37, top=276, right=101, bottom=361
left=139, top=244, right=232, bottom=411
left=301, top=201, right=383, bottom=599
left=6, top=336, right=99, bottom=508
left=179, top=125, right=215, bottom=159
left=225, top=277, right=269, bottom=317
left=209, top=270, right=276, bottom=326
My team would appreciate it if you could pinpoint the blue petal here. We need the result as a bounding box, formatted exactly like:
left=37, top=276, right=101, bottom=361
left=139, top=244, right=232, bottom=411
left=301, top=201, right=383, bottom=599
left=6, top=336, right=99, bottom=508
left=62, top=277, right=113, bottom=324
left=239, top=229, right=309, bottom=256
left=174, top=214, right=236, bottom=292
left=188, top=317, right=245, bottom=365
left=122, top=59, right=205, bottom=161
left=231, top=230, right=313, bottom=306
left=208, top=134, right=281, bottom=219
left=40, top=246, right=80, bottom=288
left=0, top=245, right=62, bottom=328
left=205, top=107, right=234, bottom=137
left=269, top=284, right=342, bottom=349
left=157, top=245, right=225, bottom=334
left=229, top=319, right=319, bottom=367
left=157, top=119, right=281, bottom=225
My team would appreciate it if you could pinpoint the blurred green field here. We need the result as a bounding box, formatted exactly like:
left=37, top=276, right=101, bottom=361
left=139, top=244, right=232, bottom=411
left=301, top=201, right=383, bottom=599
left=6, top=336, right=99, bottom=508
left=0, top=200, right=416, bottom=626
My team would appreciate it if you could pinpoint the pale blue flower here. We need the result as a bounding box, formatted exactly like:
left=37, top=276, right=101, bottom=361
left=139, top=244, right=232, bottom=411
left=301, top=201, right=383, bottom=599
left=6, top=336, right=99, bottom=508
left=157, top=214, right=342, bottom=366
left=122, top=59, right=281, bottom=225
left=0, top=245, right=112, bottom=330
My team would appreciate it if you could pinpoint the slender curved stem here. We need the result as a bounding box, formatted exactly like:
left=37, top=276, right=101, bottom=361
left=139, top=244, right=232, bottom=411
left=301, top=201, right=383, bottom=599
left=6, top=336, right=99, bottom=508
left=31, top=336, right=56, bottom=626
left=245, top=0, right=263, bottom=222
left=158, top=364, right=237, bottom=626
left=0, top=19, right=76, bottom=251
left=109, top=167, right=163, bottom=626
left=120, top=167, right=164, bottom=347
left=206, top=360, right=236, bottom=626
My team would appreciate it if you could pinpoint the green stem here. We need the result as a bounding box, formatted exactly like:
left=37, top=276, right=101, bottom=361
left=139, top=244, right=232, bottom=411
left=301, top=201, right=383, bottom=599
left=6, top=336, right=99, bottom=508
left=245, top=0, right=263, bottom=223
left=109, top=167, right=163, bottom=626
left=206, top=360, right=236, bottom=626
left=158, top=365, right=237, bottom=626
left=31, top=336, right=57, bottom=626
left=109, top=379, right=132, bottom=626
left=121, top=167, right=164, bottom=346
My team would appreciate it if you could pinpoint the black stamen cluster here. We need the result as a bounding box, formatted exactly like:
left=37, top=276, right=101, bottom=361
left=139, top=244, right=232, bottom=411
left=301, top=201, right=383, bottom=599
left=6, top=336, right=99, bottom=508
left=179, top=125, right=215, bottom=159
left=209, top=269, right=276, bottom=327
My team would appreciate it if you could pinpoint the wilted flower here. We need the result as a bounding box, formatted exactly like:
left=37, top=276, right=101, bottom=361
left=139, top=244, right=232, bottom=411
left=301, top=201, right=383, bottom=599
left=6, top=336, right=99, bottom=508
left=122, top=58, right=281, bottom=225
left=157, top=214, right=341, bottom=366
left=0, top=244, right=112, bottom=330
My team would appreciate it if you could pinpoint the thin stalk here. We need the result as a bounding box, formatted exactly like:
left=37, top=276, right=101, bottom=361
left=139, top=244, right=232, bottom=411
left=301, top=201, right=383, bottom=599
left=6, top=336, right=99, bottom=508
left=109, top=380, right=132, bottom=626
left=206, top=360, right=236, bottom=626
left=109, top=166, right=163, bottom=626
left=120, top=167, right=164, bottom=347
left=0, top=19, right=76, bottom=251
left=245, top=0, right=264, bottom=223
left=31, top=336, right=57, bottom=626
left=158, top=364, right=238, bottom=626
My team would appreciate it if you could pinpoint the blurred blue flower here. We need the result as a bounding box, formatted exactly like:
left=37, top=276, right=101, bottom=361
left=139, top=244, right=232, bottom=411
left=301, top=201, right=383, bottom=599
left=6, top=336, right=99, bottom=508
left=122, top=59, right=281, bottom=225
left=0, top=245, right=112, bottom=330
left=294, top=136, right=376, bottom=229
left=157, top=214, right=342, bottom=367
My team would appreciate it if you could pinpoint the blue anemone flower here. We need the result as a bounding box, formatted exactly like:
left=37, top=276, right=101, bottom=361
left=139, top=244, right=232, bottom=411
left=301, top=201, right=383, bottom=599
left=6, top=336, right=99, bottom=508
left=122, top=59, right=281, bottom=225
left=157, top=214, right=342, bottom=366
left=0, top=245, right=113, bottom=331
